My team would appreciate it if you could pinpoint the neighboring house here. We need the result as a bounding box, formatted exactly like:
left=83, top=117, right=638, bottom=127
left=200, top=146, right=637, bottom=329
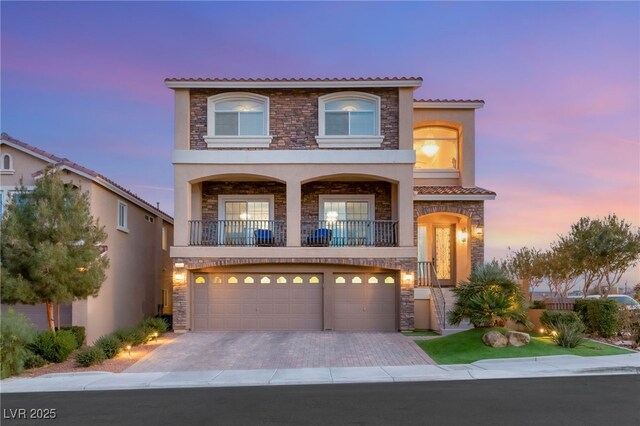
left=166, top=77, right=495, bottom=333
left=0, top=134, right=174, bottom=343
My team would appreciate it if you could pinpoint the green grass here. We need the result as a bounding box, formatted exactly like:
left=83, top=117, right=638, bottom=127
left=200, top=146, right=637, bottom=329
left=417, top=327, right=633, bottom=364
left=402, top=330, right=439, bottom=337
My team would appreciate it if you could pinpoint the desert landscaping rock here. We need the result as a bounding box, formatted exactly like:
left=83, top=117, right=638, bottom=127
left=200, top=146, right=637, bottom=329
left=482, top=331, right=508, bottom=347
left=506, top=331, right=531, bottom=347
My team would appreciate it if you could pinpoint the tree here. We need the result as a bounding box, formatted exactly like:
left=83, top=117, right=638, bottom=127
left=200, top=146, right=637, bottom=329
left=1, top=169, right=109, bottom=331
left=541, top=242, right=579, bottom=298
left=505, top=246, right=545, bottom=302
left=448, top=263, right=529, bottom=328
left=562, top=215, right=640, bottom=297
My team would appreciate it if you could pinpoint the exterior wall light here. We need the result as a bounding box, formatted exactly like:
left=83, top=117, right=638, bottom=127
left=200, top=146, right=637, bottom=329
left=402, top=273, right=414, bottom=287
left=457, top=228, right=468, bottom=244
left=173, top=271, right=186, bottom=284
left=474, top=226, right=484, bottom=236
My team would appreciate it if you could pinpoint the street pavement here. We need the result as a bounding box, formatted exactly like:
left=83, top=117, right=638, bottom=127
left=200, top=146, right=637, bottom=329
left=2, top=353, right=638, bottom=393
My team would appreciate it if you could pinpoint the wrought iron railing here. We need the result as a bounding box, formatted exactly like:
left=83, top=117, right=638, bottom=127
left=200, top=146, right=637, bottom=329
left=417, top=260, right=446, bottom=330
left=300, top=220, right=398, bottom=247
left=188, top=220, right=286, bottom=246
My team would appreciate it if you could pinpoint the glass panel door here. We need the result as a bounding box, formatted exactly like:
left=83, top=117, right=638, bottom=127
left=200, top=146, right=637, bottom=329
left=223, top=201, right=270, bottom=245
left=433, top=224, right=455, bottom=285
left=323, top=201, right=370, bottom=246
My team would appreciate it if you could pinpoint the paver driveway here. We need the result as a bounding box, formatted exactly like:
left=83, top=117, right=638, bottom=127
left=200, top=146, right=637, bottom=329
left=125, top=332, right=434, bottom=373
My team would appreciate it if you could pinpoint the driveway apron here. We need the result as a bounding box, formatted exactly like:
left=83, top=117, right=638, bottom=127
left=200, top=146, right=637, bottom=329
left=125, top=332, right=434, bottom=373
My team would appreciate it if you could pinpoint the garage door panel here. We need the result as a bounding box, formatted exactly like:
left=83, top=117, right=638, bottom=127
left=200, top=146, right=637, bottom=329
left=334, top=273, right=397, bottom=332
left=193, top=273, right=323, bottom=331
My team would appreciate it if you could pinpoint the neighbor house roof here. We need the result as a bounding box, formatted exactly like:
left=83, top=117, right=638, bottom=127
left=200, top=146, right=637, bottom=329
left=414, top=185, right=496, bottom=200
left=1, top=133, right=173, bottom=223
left=165, top=76, right=423, bottom=89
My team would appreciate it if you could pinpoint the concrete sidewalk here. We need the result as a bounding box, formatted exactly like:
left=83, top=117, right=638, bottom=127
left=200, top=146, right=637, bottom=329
left=2, top=353, right=639, bottom=393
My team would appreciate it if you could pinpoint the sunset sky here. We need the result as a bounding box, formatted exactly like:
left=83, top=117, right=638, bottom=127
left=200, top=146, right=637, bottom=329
left=2, top=2, right=639, bottom=283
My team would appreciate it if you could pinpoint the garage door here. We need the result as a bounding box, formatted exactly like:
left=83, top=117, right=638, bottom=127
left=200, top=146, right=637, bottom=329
left=193, top=273, right=323, bottom=331
left=334, top=273, right=397, bottom=331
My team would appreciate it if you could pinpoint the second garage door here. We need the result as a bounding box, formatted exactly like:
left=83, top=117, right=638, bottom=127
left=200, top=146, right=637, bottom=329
left=192, top=273, right=323, bottom=331
left=333, top=273, right=397, bottom=331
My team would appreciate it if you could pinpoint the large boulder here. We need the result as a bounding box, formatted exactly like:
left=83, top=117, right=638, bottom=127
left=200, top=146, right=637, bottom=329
left=506, top=331, right=531, bottom=347
left=482, top=331, right=508, bottom=347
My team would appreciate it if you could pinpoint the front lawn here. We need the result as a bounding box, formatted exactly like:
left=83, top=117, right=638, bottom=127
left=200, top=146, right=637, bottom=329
left=417, top=327, right=633, bottom=364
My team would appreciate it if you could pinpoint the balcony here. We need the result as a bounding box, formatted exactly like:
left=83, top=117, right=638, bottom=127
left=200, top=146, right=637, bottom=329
left=189, top=220, right=286, bottom=247
left=301, top=220, right=397, bottom=247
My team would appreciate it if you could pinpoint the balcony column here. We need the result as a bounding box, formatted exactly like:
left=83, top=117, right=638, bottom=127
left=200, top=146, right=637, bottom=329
left=174, top=177, right=192, bottom=247
left=397, top=169, right=415, bottom=247
left=286, top=179, right=301, bottom=247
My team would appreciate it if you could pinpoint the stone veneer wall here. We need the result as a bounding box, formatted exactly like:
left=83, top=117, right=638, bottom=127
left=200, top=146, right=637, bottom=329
left=201, top=181, right=287, bottom=222
left=301, top=181, right=392, bottom=222
left=413, top=200, right=485, bottom=268
left=172, top=256, right=416, bottom=331
left=189, top=88, right=399, bottom=150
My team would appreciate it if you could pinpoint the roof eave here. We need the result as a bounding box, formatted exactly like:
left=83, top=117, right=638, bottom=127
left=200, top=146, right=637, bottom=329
left=413, top=101, right=485, bottom=110
left=414, top=194, right=496, bottom=201
left=165, top=79, right=423, bottom=89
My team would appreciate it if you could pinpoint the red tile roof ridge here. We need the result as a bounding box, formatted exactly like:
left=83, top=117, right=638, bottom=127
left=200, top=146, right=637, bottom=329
left=165, top=76, right=423, bottom=82
left=414, top=99, right=485, bottom=103
left=413, top=185, right=496, bottom=196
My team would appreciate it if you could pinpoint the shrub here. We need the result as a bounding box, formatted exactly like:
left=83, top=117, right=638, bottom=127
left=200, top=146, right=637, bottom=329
left=448, top=263, right=529, bottom=328
left=0, top=309, right=37, bottom=379
left=141, top=317, right=168, bottom=335
left=529, top=300, right=546, bottom=309
left=75, top=346, right=106, bottom=367
left=113, top=326, right=147, bottom=346
left=540, top=310, right=583, bottom=332
left=24, top=351, right=48, bottom=369
left=586, top=299, right=619, bottom=338
left=573, top=299, right=591, bottom=332
left=95, top=334, right=122, bottom=359
left=59, top=326, right=86, bottom=347
left=28, top=330, right=78, bottom=363
left=552, top=322, right=585, bottom=348
left=617, top=310, right=640, bottom=347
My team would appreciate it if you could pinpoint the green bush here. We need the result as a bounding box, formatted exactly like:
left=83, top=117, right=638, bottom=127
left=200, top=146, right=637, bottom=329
left=95, top=334, right=122, bottom=359
left=447, top=263, right=529, bottom=328
left=540, top=310, right=583, bottom=332
left=24, top=352, right=48, bottom=369
left=573, top=299, right=591, bottom=332
left=28, top=330, right=78, bottom=363
left=59, top=326, right=85, bottom=347
left=0, top=309, right=37, bottom=379
left=617, top=310, right=640, bottom=347
left=586, top=299, right=619, bottom=338
left=141, top=317, right=168, bottom=335
left=552, top=321, right=585, bottom=348
left=75, top=346, right=106, bottom=367
left=529, top=300, right=546, bottom=309
left=113, top=326, right=147, bottom=346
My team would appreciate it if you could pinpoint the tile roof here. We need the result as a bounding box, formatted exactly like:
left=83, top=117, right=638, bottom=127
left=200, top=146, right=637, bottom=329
left=414, top=99, right=485, bottom=103
left=1, top=133, right=173, bottom=221
left=165, top=76, right=423, bottom=83
left=414, top=185, right=496, bottom=196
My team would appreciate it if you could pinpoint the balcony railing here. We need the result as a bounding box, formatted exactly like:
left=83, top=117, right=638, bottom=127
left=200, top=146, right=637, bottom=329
left=189, top=220, right=286, bottom=247
left=301, top=220, right=398, bottom=247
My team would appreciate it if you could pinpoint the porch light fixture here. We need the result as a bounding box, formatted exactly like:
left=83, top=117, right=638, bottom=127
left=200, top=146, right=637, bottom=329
left=402, top=273, right=414, bottom=287
left=421, top=142, right=440, bottom=157
left=474, top=226, right=484, bottom=236
left=457, top=228, right=468, bottom=244
left=173, top=271, right=186, bottom=284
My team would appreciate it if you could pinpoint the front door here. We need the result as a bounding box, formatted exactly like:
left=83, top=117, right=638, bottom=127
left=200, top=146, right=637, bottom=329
left=432, top=224, right=456, bottom=286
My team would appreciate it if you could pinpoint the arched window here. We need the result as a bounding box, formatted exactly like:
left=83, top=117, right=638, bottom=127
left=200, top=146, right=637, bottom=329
left=309, top=276, right=320, bottom=284
left=1, top=154, right=14, bottom=173
left=335, top=276, right=346, bottom=284
left=276, top=276, right=287, bottom=284
left=244, top=276, right=255, bottom=284
left=413, top=126, right=459, bottom=170
left=195, top=276, right=206, bottom=284
left=368, top=277, right=378, bottom=284
left=205, top=92, right=272, bottom=147
left=316, top=92, right=383, bottom=148
left=293, top=276, right=304, bottom=284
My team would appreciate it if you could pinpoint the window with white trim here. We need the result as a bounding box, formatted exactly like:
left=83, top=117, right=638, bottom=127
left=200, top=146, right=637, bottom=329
left=117, top=201, right=128, bottom=232
left=1, top=154, right=14, bottom=174
left=318, top=194, right=374, bottom=245
left=414, top=126, right=459, bottom=171
left=316, top=92, right=383, bottom=148
left=217, top=195, right=274, bottom=245
left=205, top=93, right=272, bottom=148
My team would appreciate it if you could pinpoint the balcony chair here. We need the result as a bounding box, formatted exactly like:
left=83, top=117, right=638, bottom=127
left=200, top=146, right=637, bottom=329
left=306, top=228, right=332, bottom=247
left=254, top=229, right=275, bottom=247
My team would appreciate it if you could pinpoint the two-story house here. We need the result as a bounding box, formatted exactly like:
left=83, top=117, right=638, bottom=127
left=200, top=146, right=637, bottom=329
left=166, top=77, right=495, bottom=333
left=0, top=134, right=174, bottom=343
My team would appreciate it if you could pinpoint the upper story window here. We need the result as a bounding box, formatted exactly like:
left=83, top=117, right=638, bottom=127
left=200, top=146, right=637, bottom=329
left=205, top=93, right=272, bottom=148
left=316, top=92, right=384, bottom=148
left=1, top=154, right=14, bottom=174
left=117, top=200, right=129, bottom=233
left=413, top=126, right=459, bottom=171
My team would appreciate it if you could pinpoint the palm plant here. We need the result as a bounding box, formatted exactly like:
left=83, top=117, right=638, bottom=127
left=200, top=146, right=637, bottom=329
left=448, top=263, right=529, bottom=328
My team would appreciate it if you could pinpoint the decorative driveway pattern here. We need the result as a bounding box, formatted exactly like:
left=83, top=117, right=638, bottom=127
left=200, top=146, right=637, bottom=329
left=125, top=332, right=435, bottom=373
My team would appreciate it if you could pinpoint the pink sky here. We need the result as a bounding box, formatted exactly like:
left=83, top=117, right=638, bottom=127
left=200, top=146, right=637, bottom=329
left=1, top=2, right=638, bottom=284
